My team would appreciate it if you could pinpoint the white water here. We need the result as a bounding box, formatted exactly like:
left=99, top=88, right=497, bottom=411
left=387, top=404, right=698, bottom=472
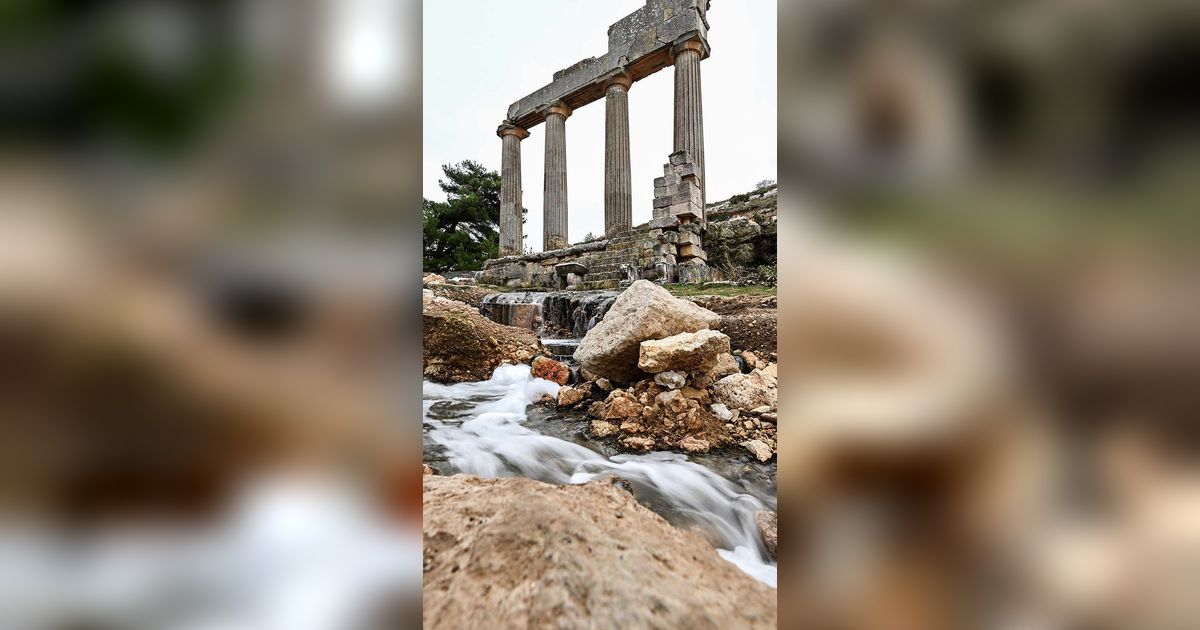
left=423, top=364, right=777, bottom=588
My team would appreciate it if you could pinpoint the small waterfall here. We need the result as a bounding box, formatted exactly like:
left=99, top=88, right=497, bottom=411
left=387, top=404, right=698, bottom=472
left=480, top=290, right=618, bottom=338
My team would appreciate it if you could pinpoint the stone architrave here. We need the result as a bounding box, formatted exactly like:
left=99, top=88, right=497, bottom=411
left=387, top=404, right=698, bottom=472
left=497, top=122, right=529, bottom=256
left=543, top=101, right=571, bottom=251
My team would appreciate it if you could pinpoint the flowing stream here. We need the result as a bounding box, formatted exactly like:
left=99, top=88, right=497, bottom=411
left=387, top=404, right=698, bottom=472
left=423, top=364, right=777, bottom=587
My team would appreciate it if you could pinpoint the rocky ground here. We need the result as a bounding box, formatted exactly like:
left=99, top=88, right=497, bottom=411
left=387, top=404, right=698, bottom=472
left=422, top=473, right=777, bottom=629
left=687, top=294, right=778, bottom=355
left=422, top=290, right=543, bottom=383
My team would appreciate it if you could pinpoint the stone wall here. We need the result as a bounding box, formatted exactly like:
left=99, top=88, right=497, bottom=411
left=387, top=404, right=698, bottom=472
left=704, top=186, right=777, bottom=274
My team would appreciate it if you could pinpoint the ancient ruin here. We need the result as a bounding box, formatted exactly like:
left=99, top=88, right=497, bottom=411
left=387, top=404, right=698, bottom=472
left=485, top=0, right=715, bottom=289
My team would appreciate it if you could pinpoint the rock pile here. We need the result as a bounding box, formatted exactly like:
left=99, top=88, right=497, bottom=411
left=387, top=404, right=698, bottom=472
left=554, top=281, right=778, bottom=461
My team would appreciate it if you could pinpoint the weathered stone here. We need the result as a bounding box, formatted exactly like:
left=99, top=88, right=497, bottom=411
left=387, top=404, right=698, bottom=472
left=595, top=377, right=613, bottom=392
left=679, top=436, right=711, bottom=453
left=742, top=351, right=759, bottom=370
left=741, top=439, right=773, bottom=462
left=712, top=371, right=777, bottom=412
left=654, top=370, right=687, bottom=390
left=760, top=363, right=777, bottom=378
left=755, top=510, right=778, bottom=559
left=621, top=436, right=656, bottom=451
left=590, top=419, right=619, bottom=437
left=605, top=396, right=642, bottom=419
left=557, top=385, right=586, bottom=408
left=638, top=329, right=730, bottom=374
left=710, top=353, right=740, bottom=379
left=676, top=259, right=710, bottom=284
left=690, top=373, right=713, bottom=389
left=423, top=292, right=542, bottom=384
left=555, top=262, right=588, bottom=276
left=531, top=356, right=570, bottom=385
left=423, top=273, right=446, bottom=284
left=710, top=403, right=733, bottom=421
left=574, top=280, right=719, bottom=383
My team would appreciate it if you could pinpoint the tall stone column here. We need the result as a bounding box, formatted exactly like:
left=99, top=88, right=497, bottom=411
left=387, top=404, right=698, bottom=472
left=497, top=122, right=529, bottom=257
left=604, top=73, right=633, bottom=235
left=672, top=38, right=708, bottom=210
left=542, top=101, right=572, bottom=251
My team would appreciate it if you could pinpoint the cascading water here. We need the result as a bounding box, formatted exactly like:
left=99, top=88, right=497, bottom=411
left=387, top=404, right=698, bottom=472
left=479, top=290, right=618, bottom=339
left=423, top=364, right=778, bottom=587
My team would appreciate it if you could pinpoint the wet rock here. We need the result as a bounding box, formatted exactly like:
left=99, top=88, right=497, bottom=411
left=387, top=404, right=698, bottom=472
left=557, top=385, right=585, bottom=408
left=741, top=439, right=773, bottom=462
left=621, top=436, right=656, bottom=451
left=531, top=356, right=570, bottom=385
left=423, top=475, right=776, bottom=628
left=638, top=330, right=731, bottom=374
left=711, top=403, right=733, bottom=421
left=653, top=370, right=687, bottom=390
left=713, top=372, right=778, bottom=412
left=605, top=396, right=642, bottom=419
left=574, top=280, right=720, bottom=383
left=679, top=436, right=711, bottom=453
left=423, top=292, right=542, bottom=383
left=710, top=353, right=741, bottom=379
left=589, top=420, right=619, bottom=437
left=755, top=511, right=778, bottom=559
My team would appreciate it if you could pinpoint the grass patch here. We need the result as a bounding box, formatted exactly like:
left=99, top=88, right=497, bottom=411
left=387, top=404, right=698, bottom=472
left=664, top=284, right=776, bottom=297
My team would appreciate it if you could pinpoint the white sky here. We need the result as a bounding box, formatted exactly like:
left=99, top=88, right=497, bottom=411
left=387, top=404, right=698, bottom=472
left=423, top=0, right=776, bottom=252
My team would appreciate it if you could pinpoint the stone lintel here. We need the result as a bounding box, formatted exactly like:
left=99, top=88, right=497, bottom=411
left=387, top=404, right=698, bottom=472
left=505, top=1, right=709, bottom=129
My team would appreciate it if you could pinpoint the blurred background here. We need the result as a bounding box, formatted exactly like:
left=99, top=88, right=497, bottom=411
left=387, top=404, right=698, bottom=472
left=2, top=0, right=423, bottom=628
left=777, top=0, right=1198, bottom=628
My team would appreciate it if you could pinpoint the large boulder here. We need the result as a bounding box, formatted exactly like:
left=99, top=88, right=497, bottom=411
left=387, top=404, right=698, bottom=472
left=712, top=371, right=778, bottom=412
left=423, top=474, right=776, bottom=629
left=573, top=280, right=719, bottom=383
left=423, top=292, right=542, bottom=383
left=638, top=330, right=731, bottom=374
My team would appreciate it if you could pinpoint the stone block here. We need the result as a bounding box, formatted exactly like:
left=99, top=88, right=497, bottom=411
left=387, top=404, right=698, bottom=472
left=669, top=150, right=692, bottom=166
left=654, top=243, right=675, bottom=256
left=649, top=216, right=678, bottom=229
left=678, top=230, right=702, bottom=246
left=657, top=231, right=680, bottom=244
left=678, top=244, right=707, bottom=261
left=676, top=260, right=710, bottom=284
left=555, top=262, right=588, bottom=276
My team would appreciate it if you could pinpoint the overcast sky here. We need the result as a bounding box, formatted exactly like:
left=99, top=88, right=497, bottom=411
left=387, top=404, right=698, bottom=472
left=423, top=0, right=776, bottom=252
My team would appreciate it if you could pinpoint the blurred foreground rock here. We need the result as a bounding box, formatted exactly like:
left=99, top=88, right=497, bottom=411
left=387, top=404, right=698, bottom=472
left=422, top=474, right=776, bottom=629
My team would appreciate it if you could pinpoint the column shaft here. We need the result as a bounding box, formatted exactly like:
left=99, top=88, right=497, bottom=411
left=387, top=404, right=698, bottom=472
left=543, top=109, right=569, bottom=251
left=673, top=46, right=706, bottom=209
left=498, top=125, right=527, bottom=256
left=604, top=82, right=632, bottom=235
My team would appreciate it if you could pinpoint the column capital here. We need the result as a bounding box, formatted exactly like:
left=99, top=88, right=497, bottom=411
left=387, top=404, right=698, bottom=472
left=542, top=101, right=573, bottom=120
left=670, top=35, right=710, bottom=62
left=601, top=70, right=633, bottom=92
left=497, top=122, right=529, bottom=140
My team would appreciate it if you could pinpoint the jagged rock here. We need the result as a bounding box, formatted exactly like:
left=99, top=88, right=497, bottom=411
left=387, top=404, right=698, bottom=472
left=760, top=412, right=778, bottom=424
left=574, top=280, right=719, bottom=383
left=605, top=396, right=642, bottom=419
left=588, top=402, right=608, bottom=418
left=742, top=351, right=759, bottom=370
left=741, top=439, right=773, bottom=462
left=679, top=436, right=711, bottom=453
left=755, top=511, right=778, bottom=559
left=760, top=363, right=777, bottom=378
left=621, top=436, right=656, bottom=451
left=531, top=356, right=570, bottom=385
left=710, top=403, right=733, bottom=421
left=590, top=420, right=619, bottom=437
left=423, top=292, right=542, bottom=383
left=690, top=373, right=714, bottom=389
left=422, top=475, right=776, bottom=628
left=638, top=329, right=731, bottom=374
left=713, top=372, right=778, bottom=412
left=423, top=273, right=446, bottom=284
left=710, top=353, right=741, bottom=379
left=654, top=370, right=687, bottom=390
left=595, top=377, right=613, bottom=392
left=557, top=385, right=585, bottom=408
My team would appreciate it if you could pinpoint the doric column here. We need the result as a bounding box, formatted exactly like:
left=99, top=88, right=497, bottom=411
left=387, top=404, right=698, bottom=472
left=542, top=101, right=571, bottom=251
left=497, top=122, right=529, bottom=257
left=604, top=73, right=633, bottom=236
left=672, top=38, right=708, bottom=209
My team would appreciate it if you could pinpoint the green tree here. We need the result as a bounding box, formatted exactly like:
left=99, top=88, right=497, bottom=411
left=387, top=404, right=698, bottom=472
left=423, top=160, right=502, bottom=271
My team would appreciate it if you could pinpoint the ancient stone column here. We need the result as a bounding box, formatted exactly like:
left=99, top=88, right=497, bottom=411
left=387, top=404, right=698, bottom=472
left=497, top=122, right=529, bottom=257
left=542, top=102, right=572, bottom=251
left=604, top=73, right=633, bottom=236
left=672, top=38, right=707, bottom=209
